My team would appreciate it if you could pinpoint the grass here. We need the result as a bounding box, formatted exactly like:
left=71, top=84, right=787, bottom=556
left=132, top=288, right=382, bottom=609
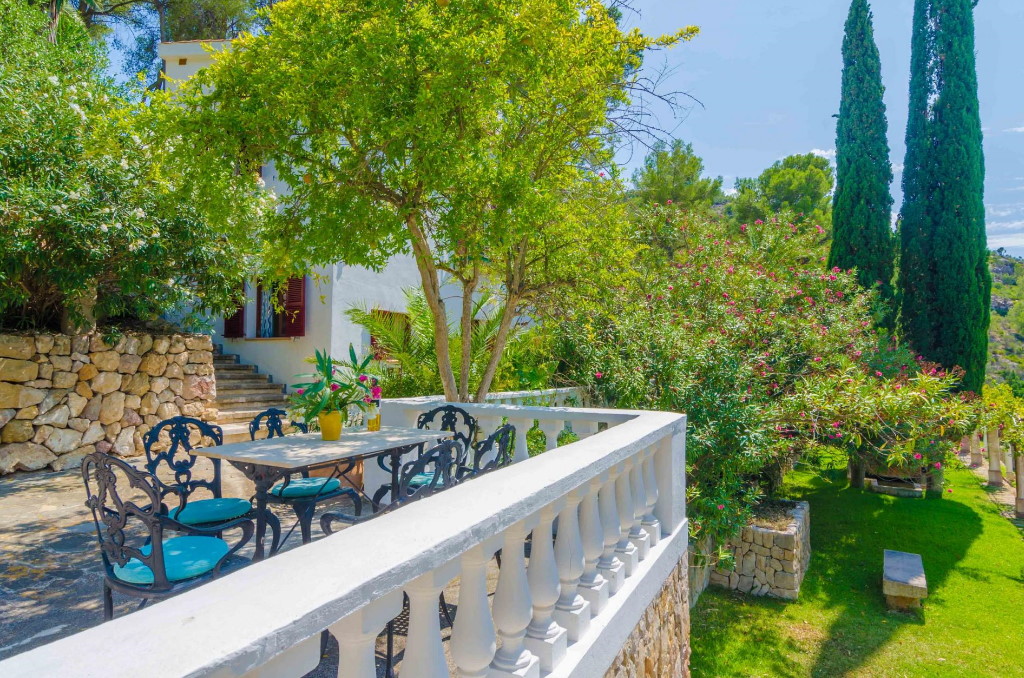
left=690, top=465, right=1024, bottom=678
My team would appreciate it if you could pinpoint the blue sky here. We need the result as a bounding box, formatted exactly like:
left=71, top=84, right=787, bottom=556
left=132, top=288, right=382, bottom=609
left=620, top=0, right=1024, bottom=254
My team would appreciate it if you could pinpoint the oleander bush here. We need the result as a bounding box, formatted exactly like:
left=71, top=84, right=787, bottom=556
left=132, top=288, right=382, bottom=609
left=551, top=206, right=974, bottom=550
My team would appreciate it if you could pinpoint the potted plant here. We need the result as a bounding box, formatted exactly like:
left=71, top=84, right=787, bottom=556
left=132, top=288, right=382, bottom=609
left=289, top=346, right=374, bottom=441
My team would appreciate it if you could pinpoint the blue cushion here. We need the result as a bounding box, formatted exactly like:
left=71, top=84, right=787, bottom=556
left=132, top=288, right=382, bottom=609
left=269, top=477, right=342, bottom=498
left=168, top=498, right=251, bottom=525
left=112, top=536, right=229, bottom=585
left=408, top=472, right=439, bottom=487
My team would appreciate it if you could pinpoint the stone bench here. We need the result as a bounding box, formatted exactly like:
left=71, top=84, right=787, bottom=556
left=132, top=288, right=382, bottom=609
left=883, top=549, right=927, bottom=609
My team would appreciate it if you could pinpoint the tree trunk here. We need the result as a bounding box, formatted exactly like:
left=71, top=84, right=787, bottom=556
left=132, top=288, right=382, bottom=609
left=405, top=212, right=458, bottom=401
left=48, top=0, right=59, bottom=44
left=457, top=270, right=478, bottom=401
left=473, top=297, right=518, bottom=403
left=848, top=455, right=866, bottom=489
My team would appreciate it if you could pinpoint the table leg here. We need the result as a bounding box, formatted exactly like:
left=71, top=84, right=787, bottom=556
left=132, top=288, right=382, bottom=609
left=253, top=477, right=272, bottom=562
left=389, top=450, right=401, bottom=503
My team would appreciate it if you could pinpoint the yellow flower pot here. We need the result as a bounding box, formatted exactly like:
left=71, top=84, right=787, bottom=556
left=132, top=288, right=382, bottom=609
left=318, top=411, right=343, bottom=441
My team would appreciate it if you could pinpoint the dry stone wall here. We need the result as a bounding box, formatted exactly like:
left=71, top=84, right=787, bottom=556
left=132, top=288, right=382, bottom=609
left=0, top=332, right=217, bottom=475
left=604, top=556, right=691, bottom=678
left=709, top=501, right=810, bottom=600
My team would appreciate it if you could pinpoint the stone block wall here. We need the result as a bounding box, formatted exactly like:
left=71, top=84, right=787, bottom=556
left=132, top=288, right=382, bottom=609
left=605, top=557, right=691, bottom=678
left=709, top=501, right=810, bottom=600
left=0, top=332, right=217, bottom=475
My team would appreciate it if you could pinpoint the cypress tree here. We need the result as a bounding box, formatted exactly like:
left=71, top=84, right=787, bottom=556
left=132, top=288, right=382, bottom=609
left=829, top=0, right=894, bottom=298
left=898, top=0, right=989, bottom=392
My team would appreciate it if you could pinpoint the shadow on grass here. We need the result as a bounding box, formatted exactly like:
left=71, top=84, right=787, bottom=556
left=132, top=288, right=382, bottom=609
left=792, top=479, right=983, bottom=677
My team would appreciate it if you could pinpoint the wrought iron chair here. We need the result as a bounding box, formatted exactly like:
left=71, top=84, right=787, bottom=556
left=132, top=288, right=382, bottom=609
left=249, top=408, right=362, bottom=546
left=458, top=423, right=516, bottom=480
left=321, top=439, right=464, bottom=676
left=415, top=404, right=479, bottom=452
left=142, top=416, right=277, bottom=546
left=82, top=452, right=254, bottom=620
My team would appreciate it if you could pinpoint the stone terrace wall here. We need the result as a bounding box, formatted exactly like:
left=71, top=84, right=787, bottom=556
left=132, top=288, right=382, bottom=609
left=709, top=501, right=810, bottom=600
left=605, top=556, right=691, bottom=678
left=0, top=332, right=216, bottom=475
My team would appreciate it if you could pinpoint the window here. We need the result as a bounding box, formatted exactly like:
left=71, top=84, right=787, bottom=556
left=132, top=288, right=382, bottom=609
left=223, top=284, right=246, bottom=338
left=256, top=276, right=306, bottom=338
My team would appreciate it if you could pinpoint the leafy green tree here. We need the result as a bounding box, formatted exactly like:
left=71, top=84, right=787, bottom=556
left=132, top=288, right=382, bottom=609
left=732, top=153, right=835, bottom=228
left=159, top=0, right=692, bottom=401
left=829, top=0, right=894, bottom=299
left=631, top=139, right=723, bottom=210
left=0, top=0, right=265, bottom=331
left=898, top=0, right=989, bottom=393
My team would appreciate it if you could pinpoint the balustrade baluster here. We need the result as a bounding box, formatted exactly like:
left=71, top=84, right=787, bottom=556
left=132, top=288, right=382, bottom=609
left=614, top=461, right=639, bottom=576
left=553, top=490, right=590, bottom=640
left=576, top=421, right=600, bottom=439
left=988, top=428, right=1004, bottom=486
left=525, top=506, right=568, bottom=671
left=490, top=521, right=540, bottom=678
left=540, top=420, right=564, bottom=451
left=451, top=545, right=497, bottom=678
left=597, top=472, right=625, bottom=593
left=512, top=417, right=533, bottom=463
left=331, top=591, right=403, bottom=678
left=404, top=563, right=458, bottom=678
left=577, top=478, right=609, bottom=615
left=628, top=453, right=651, bottom=559
left=642, top=447, right=661, bottom=546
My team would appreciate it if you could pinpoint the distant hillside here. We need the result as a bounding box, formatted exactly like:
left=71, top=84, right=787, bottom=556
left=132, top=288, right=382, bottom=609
left=987, top=251, right=1024, bottom=380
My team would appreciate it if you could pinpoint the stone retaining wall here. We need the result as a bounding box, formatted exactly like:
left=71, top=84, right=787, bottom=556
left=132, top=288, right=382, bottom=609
left=605, top=556, right=691, bottom=678
left=709, top=501, right=810, bottom=600
left=0, top=332, right=217, bottom=475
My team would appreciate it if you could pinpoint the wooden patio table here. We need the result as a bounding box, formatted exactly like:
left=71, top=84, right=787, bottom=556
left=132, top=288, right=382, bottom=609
left=192, top=427, right=452, bottom=560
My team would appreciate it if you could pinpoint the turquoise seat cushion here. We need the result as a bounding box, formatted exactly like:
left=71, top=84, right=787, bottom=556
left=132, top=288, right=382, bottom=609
left=269, top=477, right=342, bottom=498
left=112, top=536, right=229, bottom=585
left=408, top=472, right=439, bottom=487
left=168, top=498, right=252, bottom=525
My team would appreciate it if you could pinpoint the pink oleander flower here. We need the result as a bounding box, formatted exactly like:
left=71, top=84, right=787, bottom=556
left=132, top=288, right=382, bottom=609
left=371, top=386, right=382, bottom=399
left=296, top=388, right=305, bottom=395
left=914, top=453, right=923, bottom=460
left=330, top=383, right=340, bottom=391
left=363, top=396, right=372, bottom=403
left=666, top=199, right=673, bottom=204
left=716, top=504, right=725, bottom=510
left=595, top=371, right=604, bottom=379
left=358, top=374, right=368, bottom=382
left=934, top=462, right=942, bottom=469
left=755, top=219, right=764, bottom=225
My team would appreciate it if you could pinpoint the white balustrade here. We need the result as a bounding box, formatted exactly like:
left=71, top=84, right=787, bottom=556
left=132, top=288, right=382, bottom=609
left=491, top=520, right=540, bottom=678
left=451, top=545, right=498, bottom=678
left=577, top=478, right=610, bottom=615
left=1, top=394, right=686, bottom=678
left=540, top=419, right=565, bottom=451
left=524, top=505, right=568, bottom=671
left=987, top=428, right=1004, bottom=486
left=553, top=490, right=590, bottom=640
left=971, top=431, right=984, bottom=466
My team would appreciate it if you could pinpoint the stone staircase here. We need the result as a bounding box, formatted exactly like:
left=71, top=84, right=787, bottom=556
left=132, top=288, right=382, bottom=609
left=213, top=346, right=291, bottom=444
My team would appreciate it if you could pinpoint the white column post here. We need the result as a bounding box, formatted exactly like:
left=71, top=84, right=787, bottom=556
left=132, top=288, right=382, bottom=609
left=452, top=545, right=498, bottom=678
left=577, top=478, right=609, bottom=615
left=628, top=453, right=651, bottom=560
left=642, top=447, right=661, bottom=546
left=524, top=505, right=568, bottom=672
left=331, top=591, right=404, bottom=678
left=1015, top=447, right=1024, bottom=518
left=512, top=417, right=533, bottom=463
left=654, top=429, right=687, bottom=534
left=539, top=419, right=564, bottom=451
left=575, top=420, right=600, bottom=440
left=490, top=521, right=540, bottom=678
left=971, top=431, right=984, bottom=467
left=597, top=472, right=625, bottom=594
left=404, top=562, right=459, bottom=678
left=553, top=490, right=590, bottom=641
left=987, top=428, right=1004, bottom=486
left=614, top=460, right=639, bottom=576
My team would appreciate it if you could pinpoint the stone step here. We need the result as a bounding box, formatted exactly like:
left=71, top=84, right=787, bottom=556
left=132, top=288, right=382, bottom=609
left=213, top=364, right=257, bottom=375
left=217, top=384, right=285, bottom=396
left=215, top=376, right=276, bottom=389
left=213, top=353, right=239, bottom=364
left=215, top=391, right=289, bottom=406
left=216, top=406, right=280, bottom=424
left=219, top=421, right=303, bottom=444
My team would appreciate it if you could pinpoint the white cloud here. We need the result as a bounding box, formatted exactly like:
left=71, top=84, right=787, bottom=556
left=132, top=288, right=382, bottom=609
left=811, top=148, right=837, bottom=161
left=987, top=219, right=1024, bottom=234
left=1004, top=126, right=1024, bottom=133
left=988, top=232, right=1024, bottom=249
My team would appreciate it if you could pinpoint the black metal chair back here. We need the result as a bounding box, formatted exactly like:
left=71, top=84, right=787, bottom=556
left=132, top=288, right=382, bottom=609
left=416, top=405, right=478, bottom=452
left=142, top=416, right=225, bottom=506
left=82, top=452, right=172, bottom=589
left=395, top=440, right=464, bottom=504
left=464, top=423, right=516, bottom=478
left=249, top=407, right=308, bottom=440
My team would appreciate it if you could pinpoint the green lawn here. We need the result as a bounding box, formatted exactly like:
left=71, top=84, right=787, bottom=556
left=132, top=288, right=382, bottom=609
left=690, top=466, right=1024, bottom=678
